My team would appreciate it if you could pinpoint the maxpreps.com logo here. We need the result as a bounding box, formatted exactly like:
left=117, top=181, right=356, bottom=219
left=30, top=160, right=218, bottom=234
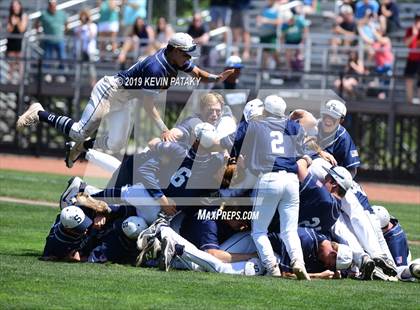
left=197, top=209, right=259, bottom=221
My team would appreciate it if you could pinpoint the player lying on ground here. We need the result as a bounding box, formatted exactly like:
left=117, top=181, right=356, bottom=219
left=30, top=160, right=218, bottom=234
left=372, top=205, right=420, bottom=282
left=16, top=33, right=234, bottom=168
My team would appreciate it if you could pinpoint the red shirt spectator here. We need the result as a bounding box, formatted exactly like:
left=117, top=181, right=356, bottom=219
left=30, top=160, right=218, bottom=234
left=404, top=26, right=420, bottom=61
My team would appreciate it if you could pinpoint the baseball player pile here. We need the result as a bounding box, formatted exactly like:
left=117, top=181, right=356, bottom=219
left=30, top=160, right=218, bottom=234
left=16, top=33, right=419, bottom=282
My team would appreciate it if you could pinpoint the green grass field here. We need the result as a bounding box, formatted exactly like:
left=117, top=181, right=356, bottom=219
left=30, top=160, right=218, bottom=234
left=0, top=169, right=419, bottom=309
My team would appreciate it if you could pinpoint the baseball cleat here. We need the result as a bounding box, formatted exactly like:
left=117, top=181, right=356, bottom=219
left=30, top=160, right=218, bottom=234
left=372, top=267, right=398, bottom=282
left=137, top=217, right=168, bottom=248
left=60, top=177, right=84, bottom=209
left=16, top=102, right=44, bottom=131
left=409, top=262, right=420, bottom=280
left=74, top=192, right=111, bottom=213
left=136, top=238, right=161, bottom=267
left=158, top=236, right=176, bottom=272
left=373, top=256, right=397, bottom=277
left=265, top=264, right=281, bottom=277
left=359, top=255, right=375, bottom=280
left=292, top=260, right=311, bottom=280
left=65, top=141, right=86, bottom=168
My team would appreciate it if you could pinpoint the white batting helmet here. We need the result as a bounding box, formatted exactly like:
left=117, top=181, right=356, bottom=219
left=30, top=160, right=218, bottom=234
left=60, top=206, right=92, bottom=233
left=321, top=100, right=347, bottom=119
left=194, top=122, right=217, bottom=148
left=336, top=243, right=353, bottom=270
left=371, top=205, right=391, bottom=229
left=323, top=166, right=353, bottom=192
left=168, top=32, right=199, bottom=57
left=264, top=95, right=287, bottom=117
left=309, top=158, right=332, bottom=182
left=122, top=216, right=148, bottom=239
left=243, top=99, right=264, bottom=122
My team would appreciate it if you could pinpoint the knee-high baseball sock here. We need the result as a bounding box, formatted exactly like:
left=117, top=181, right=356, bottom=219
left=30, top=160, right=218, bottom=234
left=38, top=111, right=74, bottom=136
left=91, top=187, right=123, bottom=205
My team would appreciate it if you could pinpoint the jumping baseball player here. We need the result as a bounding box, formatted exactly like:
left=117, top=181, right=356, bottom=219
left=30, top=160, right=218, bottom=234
left=16, top=32, right=234, bottom=167
left=228, top=95, right=310, bottom=279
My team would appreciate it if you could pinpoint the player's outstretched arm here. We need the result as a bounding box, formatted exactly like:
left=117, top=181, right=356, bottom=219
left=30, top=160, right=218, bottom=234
left=143, top=94, right=169, bottom=133
left=190, top=67, right=234, bottom=83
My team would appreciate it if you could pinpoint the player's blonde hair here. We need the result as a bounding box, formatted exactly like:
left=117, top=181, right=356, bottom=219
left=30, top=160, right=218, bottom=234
left=199, top=92, right=224, bottom=111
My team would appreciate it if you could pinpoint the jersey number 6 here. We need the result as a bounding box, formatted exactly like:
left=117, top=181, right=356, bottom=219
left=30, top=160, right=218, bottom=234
left=170, top=167, right=192, bottom=188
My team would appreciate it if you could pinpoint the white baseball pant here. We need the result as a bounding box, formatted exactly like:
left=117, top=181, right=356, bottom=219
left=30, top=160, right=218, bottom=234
left=331, top=213, right=367, bottom=269
left=160, top=226, right=262, bottom=275
left=251, top=171, right=304, bottom=269
left=121, top=183, right=161, bottom=225
left=341, top=191, right=391, bottom=259
left=69, top=76, right=134, bottom=152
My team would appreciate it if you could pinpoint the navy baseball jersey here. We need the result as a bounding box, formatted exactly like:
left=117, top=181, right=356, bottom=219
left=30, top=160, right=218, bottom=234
left=42, top=215, right=90, bottom=259
left=93, top=219, right=139, bottom=265
left=229, top=117, right=305, bottom=175
left=298, top=173, right=342, bottom=234
left=180, top=211, right=235, bottom=251
left=175, top=113, right=203, bottom=143
left=138, top=142, right=225, bottom=200
left=317, top=123, right=360, bottom=169
left=350, top=182, right=374, bottom=214
left=384, top=218, right=410, bottom=267
left=269, top=227, right=329, bottom=273
left=116, top=48, right=195, bottom=92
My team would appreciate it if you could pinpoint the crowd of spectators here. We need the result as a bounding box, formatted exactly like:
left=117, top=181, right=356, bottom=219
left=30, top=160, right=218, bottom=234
left=2, top=0, right=420, bottom=103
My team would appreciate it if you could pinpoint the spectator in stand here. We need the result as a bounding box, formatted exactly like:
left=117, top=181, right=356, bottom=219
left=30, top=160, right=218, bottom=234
left=281, top=10, right=309, bottom=72
left=334, top=50, right=368, bottom=98
left=229, top=0, right=252, bottom=61
left=300, top=0, right=318, bottom=15
left=36, top=0, right=68, bottom=83
left=121, top=0, right=147, bottom=35
left=331, top=4, right=357, bottom=61
left=97, top=0, right=119, bottom=54
left=74, top=9, right=98, bottom=87
left=355, top=0, right=379, bottom=20
left=371, top=30, right=394, bottom=99
left=155, top=17, right=174, bottom=49
left=187, top=13, right=210, bottom=64
left=336, top=0, right=357, bottom=15
left=257, top=0, right=283, bottom=76
left=6, top=0, right=28, bottom=83
left=118, top=17, right=155, bottom=65
left=404, top=14, right=420, bottom=104
left=379, top=0, right=400, bottom=34
left=357, top=12, right=379, bottom=59
left=209, top=0, right=231, bottom=29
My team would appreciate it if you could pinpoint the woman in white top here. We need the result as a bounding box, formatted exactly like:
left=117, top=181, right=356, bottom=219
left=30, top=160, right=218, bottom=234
left=74, top=9, right=98, bottom=86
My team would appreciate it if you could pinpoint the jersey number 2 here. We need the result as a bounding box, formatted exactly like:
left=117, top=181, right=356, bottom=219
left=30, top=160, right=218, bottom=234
left=270, top=131, right=285, bottom=155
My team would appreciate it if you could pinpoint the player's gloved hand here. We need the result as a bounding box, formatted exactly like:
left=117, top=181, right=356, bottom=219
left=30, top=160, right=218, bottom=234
left=217, top=69, right=235, bottom=82
left=319, top=150, right=337, bottom=166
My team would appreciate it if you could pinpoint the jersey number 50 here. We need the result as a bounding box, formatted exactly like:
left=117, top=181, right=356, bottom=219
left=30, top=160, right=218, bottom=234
left=270, top=131, right=285, bottom=155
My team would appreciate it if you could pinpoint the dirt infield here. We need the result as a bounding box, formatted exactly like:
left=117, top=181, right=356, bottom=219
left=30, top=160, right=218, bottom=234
left=1, top=154, right=419, bottom=205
